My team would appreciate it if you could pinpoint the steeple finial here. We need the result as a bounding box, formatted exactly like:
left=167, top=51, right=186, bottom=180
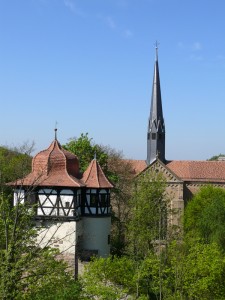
left=54, top=122, right=58, bottom=140
left=155, top=40, right=159, bottom=61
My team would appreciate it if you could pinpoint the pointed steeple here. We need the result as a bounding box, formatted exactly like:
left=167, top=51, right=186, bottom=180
left=82, top=159, right=113, bottom=188
left=147, top=43, right=165, bottom=165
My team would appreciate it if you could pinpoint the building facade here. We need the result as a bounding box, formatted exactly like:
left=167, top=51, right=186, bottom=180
left=130, top=47, right=225, bottom=226
left=11, top=135, right=113, bottom=274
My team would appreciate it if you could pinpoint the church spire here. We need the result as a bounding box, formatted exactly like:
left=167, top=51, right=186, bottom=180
left=147, top=43, right=165, bottom=165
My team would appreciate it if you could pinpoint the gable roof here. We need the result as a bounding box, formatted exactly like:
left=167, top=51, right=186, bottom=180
left=166, top=160, right=225, bottom=183
left=127, top=159, right=225, bottom=183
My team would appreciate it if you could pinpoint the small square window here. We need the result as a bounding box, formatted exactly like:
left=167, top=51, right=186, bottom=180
left=65, top=201, right=70, bottom=208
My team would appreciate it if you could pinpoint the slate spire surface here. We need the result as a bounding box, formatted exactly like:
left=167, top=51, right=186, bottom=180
left=147, top=44, right=165, bottom=165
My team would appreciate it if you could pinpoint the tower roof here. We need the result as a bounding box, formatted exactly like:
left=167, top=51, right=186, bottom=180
left=147, top=44, right=166, bottom=165
left=9, top=138, right=113, bottom=189
left=149, top=45, right=164, bottom=130
left=11, top=138, right=84, bottom=187
left=82, top=158, right=113, bottom=188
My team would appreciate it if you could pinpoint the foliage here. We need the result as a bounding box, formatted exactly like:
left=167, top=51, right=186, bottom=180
left=181, top=241, right=225, bottom=299
left=81, top=238, right=225, bottom=300
left=207, top=153, right=225, bottom=161
left=127, top=170, right=167, bottom=259
left=81, top=255, right=136, bottom=299
left=63, top=133, right=108, bottom=173
left=0, top=145, right=32, bottom=184
left=0, top=192, right=81, bottom=300
left=145, top=240, right=225, bottom=300
left=108, top=156, right=134, bottom=256
left=184, top=185, right=225, bottom=249
left=80, top=178, right=225, bottom=300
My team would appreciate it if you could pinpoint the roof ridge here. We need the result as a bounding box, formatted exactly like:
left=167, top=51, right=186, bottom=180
left=96, top=160, right=101, bottom=188
left=52, top=140, right=83, bottom=186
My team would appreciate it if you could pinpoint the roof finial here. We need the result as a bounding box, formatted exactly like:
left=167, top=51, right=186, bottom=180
left=94, top=151, right=97, bottom=160
left=54, top=121, right=58, bottom=140
left=155, top=40, right=159, bottom=61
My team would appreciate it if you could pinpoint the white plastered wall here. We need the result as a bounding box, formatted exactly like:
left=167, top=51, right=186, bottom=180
left=36, top=220, right=82, bottom=255
left=81, top=217, right=111, bottom=257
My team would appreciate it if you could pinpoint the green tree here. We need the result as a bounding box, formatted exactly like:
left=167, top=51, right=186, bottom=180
left=107, top=154, right=134, bottom=256
left=184, top=185, right=225, bottom=249
left=125, top=170, right=168, bottom=300
left=207, top=153, right=225, bottom=161
left=63, top=133, right=108, bottom=173
left=81, top=256, right=137, bottom=299
left=0, top=192, right=81, bottom=300
left=0, top=145, right=32, bottom=185
left=127, top=170, right=167, bottom=258
left=181, top=241, right=225, bottom=299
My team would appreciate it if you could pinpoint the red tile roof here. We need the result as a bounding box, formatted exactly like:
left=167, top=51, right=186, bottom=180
left=166, top=160, right=225, bottom=183
left=125, top=159, right=147, bottom=175
left=11, top=139, right=84, bottom=187
left=127, top=159, right=225, bottom=183
left=10, top=139, right=113, bottom=189
left=82, top=159, right=113, bottom=188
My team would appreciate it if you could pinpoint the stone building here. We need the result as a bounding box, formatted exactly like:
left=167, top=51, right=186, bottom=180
left=129, top=46, right=225, bottom=226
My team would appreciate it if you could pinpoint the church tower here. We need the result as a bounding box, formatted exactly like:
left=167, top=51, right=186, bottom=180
left=147, top=44, right=165, bottom=165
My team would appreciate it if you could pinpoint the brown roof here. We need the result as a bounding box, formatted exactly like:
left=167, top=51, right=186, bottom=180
left=125, top=159, right=147, bottom=175
left=10, top=139, right=113, bottom=189
left=82, top=159, right=113, bottom=188
left=166, top=160, right=225, bottom=183
left=127, top=159, right=225, bottom=183
left=11, top=139, right=84, bottom=187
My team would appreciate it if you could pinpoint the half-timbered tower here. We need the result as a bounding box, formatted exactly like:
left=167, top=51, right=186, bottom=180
left=81, top=158, right=112, bottom=258
left=147, top=44, right=165, bottom=165
left=11, top=133, right=113, bottom=272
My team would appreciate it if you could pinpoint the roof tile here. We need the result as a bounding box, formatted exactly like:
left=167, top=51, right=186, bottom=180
left=82, top=159, right=113, bottom=188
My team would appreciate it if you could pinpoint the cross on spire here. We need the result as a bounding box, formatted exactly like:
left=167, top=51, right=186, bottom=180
left=155, top=40, right=159, bottom=61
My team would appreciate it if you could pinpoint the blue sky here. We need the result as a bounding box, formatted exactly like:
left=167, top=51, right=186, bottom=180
left=0, top=0, right=225, bottom=160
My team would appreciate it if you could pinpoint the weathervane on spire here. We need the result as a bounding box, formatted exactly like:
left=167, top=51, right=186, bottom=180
left=54, top=121, right=58, bottom=140
left=155, top=40, right=159, bottom=61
